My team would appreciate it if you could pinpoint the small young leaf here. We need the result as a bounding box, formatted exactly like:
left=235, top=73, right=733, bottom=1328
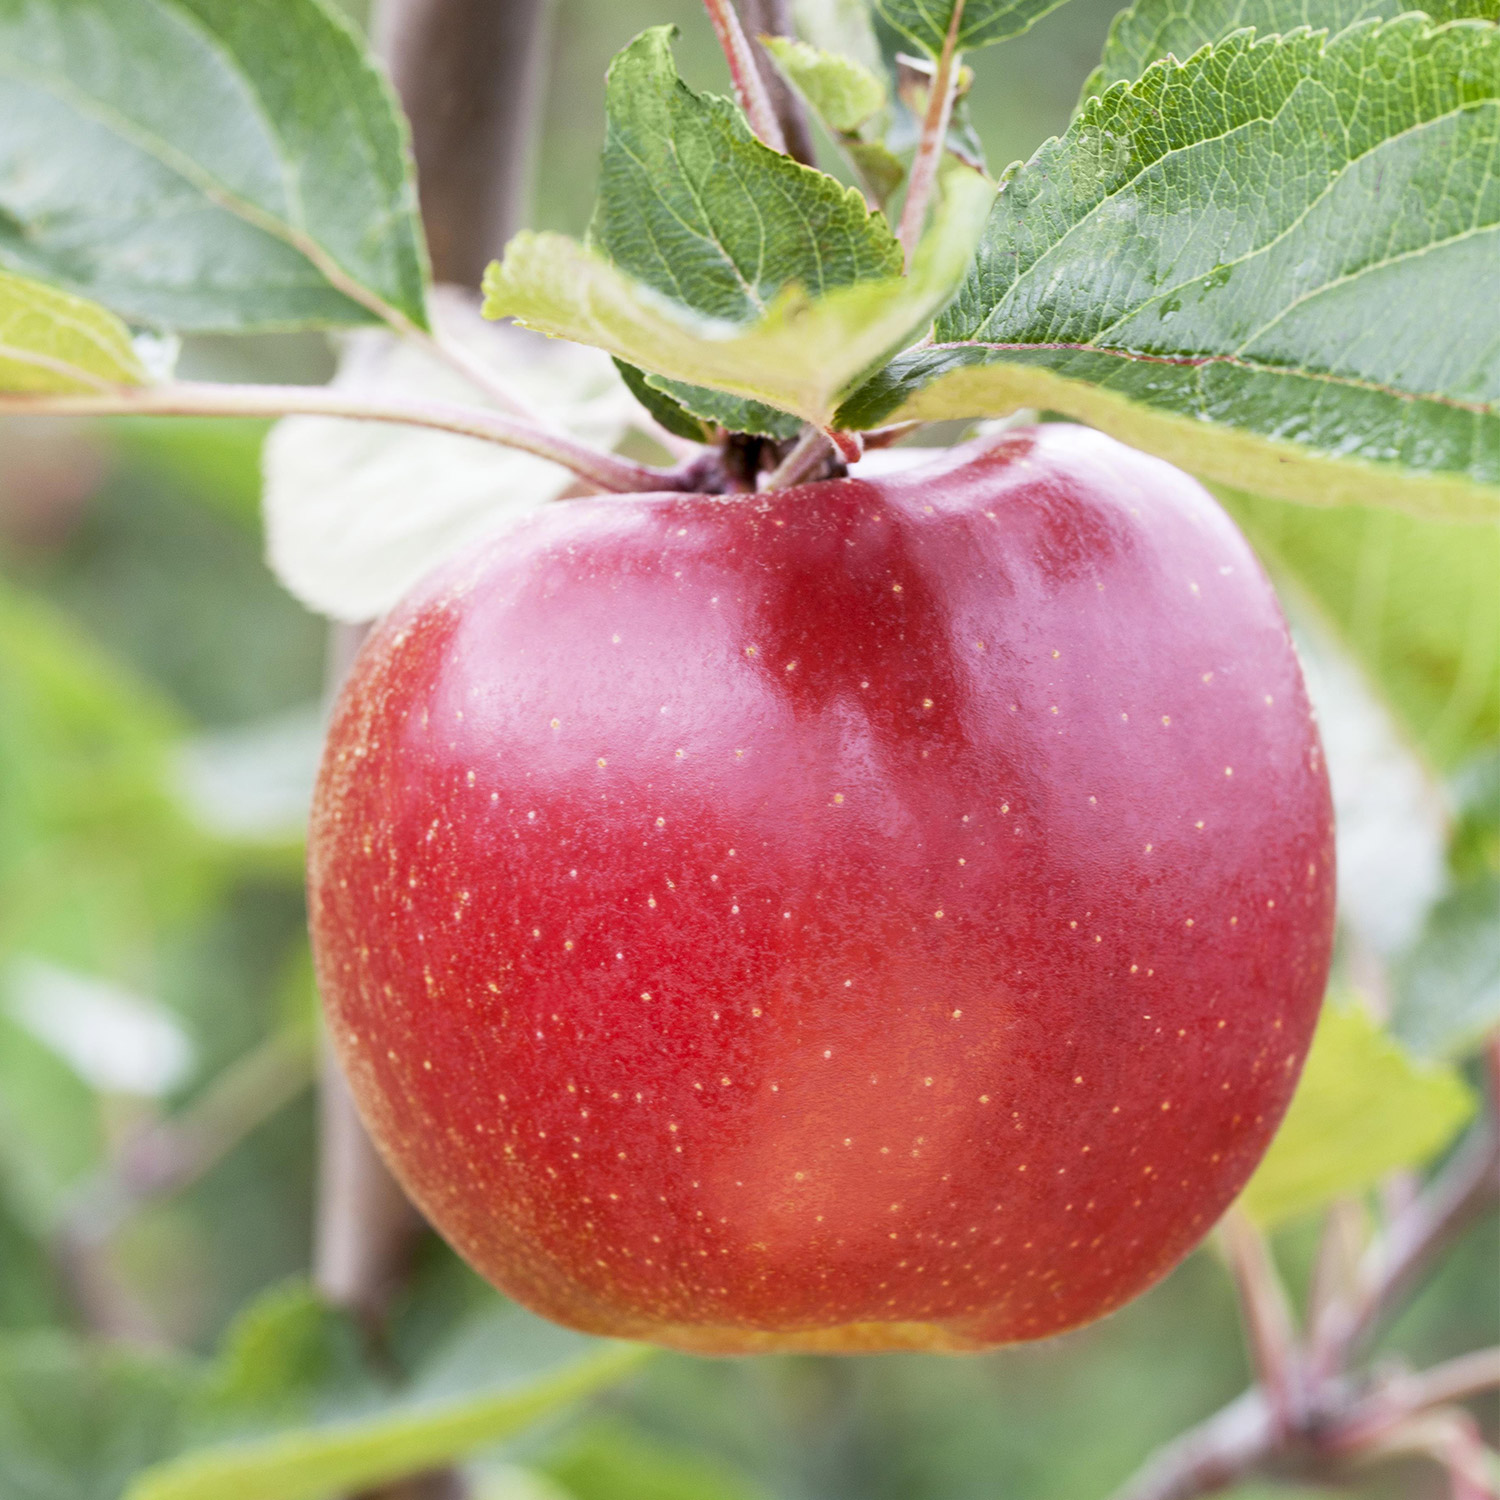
left=1239, top=997, right=1477, bottom=1228
left=847, top=139, right=909, bottom=202
left=762, top=35, right=911, bottom=209
left=0, top=0, right=429, bottom=333
left=591, top=27, right=901, bottom=323
left=0, top=268, right=146, bottom=393
left=762, top=35, right=887, bottom=131
left=843, top=20, right=1500, bottom=519
left=874, top=0, right=1077, bottom=57
left=1086, top=0, right=1500, bottom=97
left=485, top=167, right=993, bottom=430
left=792, top=0, right=887, bottom=73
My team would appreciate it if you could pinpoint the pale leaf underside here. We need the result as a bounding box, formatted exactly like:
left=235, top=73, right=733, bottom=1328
left=842, top=19, right=1500, bottom=518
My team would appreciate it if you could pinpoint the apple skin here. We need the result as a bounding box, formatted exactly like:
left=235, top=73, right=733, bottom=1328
left=309, top=425, right=1335, bottom=1355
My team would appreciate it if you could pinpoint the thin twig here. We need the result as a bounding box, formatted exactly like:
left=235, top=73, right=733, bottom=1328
left=702, top=0, right=787, bottom=152
left=53, top=1029, right=317, bottom=1345
left=0, top=382, right=686, bottom=495
left=1306, top=1197, right=1369, bottom=1357
left=114, top=1031, right=316, bottom=1209
left=1313, top=1112, right=1500, bottom=1378
left=897, top=0, right=966, bottom=262
left=1107, top=1390, right=1277, bottom=1500
left=1349, top=1349, right=1500, bottom=1441
left=1220, top=1209, right=1307, bottom=1436
left=1353, top=1410, right=1498, bottom=1500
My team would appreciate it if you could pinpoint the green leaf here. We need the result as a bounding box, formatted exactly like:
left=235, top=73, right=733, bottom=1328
left=0, top=267, right=146, bottom=392
left=762, top=35, right=887, bottom=131
left=590, top=27, right=900, bottom=323
left=846, top=139, right=909, bottom=202
left=0, top=0, right=430, bottom=333
left=0, top=1334, right=191, bottom=1500
left=842, top=20, right=1500, bottom=519
left=613, top=360, right=712, bottom=443
left=1086, top=0, right=1500, bottom=97
left=873, top=0, right=1076, bottom=56
left=1218, top=490, right=1500, bottom=772
left=574, top=24, right=907, bottom=434
left=1239, top=996, right=1477, bottom=1227
left=127, top=1289, right=652, bottom=1500
left=762, top=34, right=911, bottom=209
left=485, top=166, right=993, bottom=430
left=542, top=1420, right=771, bottom=1500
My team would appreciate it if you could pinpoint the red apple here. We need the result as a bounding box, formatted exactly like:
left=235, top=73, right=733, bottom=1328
left=309, top=425, right=1335, bottom=1354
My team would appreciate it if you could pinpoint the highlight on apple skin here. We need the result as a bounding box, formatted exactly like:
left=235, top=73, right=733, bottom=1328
left=309, top=424, right=1336, bottom=1355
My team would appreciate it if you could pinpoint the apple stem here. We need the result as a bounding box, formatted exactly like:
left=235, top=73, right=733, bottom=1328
left=897, top=1, right=966, bottom=265
left=1110, top=1038, right=1500, bottom=1500
left=764, top=425, right=837, bottom=488
left=702, top=0, right=788, bottom=153
left=0, top=381, right=688, bottom=495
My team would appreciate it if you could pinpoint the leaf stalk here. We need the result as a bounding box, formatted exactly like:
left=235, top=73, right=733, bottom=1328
left=897, top=0, right=966, bottom=263
left=702, top=0, right=789, bottom=152
left=0, top=382, right=686, bottom=495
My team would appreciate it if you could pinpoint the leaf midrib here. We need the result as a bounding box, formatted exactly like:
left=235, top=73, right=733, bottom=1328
left=922, top=338, right=1498, bottom=413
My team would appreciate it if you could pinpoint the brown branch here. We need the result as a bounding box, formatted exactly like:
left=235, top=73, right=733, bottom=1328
left=1313, top=1111, right=1500, bottom=1378
left=372, top=0, right=555, bottom=287
left=736, top=0, right=818, bottom=166
left=1219, top=1210, right=1307, bottom=1436
left=1107, top=1391, right=1277, bottom=1500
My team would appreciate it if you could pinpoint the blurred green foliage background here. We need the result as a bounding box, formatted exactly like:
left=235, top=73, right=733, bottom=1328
left=0, top=2, right=1494, bottom=1497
